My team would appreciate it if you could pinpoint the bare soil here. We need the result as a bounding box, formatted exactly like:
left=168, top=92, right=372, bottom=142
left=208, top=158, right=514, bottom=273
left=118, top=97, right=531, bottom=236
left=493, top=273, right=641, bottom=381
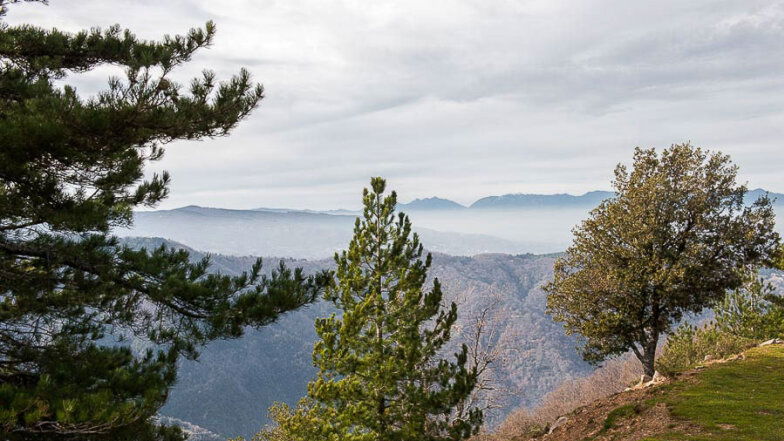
left=531, top=373, right=702, bottom=441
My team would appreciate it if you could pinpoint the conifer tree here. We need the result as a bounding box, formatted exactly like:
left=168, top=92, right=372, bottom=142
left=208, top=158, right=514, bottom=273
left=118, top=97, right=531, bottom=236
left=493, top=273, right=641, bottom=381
left=0, top=2, right=326, bottom=440
left=767, top=246, right=784, bottom=309
left=258, top=178, right=482, bottom=441
left=545, top=144, right=780, bottom=377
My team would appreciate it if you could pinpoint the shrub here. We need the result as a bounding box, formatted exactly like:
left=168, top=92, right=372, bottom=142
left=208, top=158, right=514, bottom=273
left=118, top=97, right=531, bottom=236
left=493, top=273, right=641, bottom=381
left=714, top=277, right=784, bottom=340
left=655, top=324, right=755, bottom=376
left=656, top=277, right=784, bottom=376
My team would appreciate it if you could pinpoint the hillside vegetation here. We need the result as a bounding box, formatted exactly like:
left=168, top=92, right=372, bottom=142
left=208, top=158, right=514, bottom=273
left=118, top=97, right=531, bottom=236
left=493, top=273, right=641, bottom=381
left=496, top=343, right=784, bottom=441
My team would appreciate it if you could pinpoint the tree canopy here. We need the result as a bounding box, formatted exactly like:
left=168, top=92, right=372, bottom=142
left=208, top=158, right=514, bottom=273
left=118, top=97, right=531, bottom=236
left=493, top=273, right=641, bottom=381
left=545, top=143, right=780, bottom=376
left=0, top=3, right=325, bottom=439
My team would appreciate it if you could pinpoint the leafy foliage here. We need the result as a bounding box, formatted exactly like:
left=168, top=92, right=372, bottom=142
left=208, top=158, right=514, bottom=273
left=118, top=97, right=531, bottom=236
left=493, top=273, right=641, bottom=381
left=545, top=143, right=780, bottom=376
left=256, top=178, right=482, bottom=441
left=713, top=277, right=784, bottom=341
left=655, top=324, right=755, bottom=377
left=0, top=3, right=326, bottom=439
left=768, top=246, right=784, bottom=309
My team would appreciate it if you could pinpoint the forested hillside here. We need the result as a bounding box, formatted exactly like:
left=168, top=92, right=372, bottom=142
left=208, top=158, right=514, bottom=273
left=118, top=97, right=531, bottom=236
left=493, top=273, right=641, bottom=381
left=121, top=238, right=592, bottom=439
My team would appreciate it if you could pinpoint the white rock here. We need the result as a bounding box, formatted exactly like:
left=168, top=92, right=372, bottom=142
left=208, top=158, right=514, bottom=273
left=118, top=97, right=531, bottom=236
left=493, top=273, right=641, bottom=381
left=759, top=338, right=784, bottom=347
left=548, top=416, right=568, bottom=435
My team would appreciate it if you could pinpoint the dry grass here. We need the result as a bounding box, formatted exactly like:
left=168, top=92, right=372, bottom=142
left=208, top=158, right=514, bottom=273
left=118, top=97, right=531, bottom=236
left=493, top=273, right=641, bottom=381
left=479, top=355, right=643, bottom=440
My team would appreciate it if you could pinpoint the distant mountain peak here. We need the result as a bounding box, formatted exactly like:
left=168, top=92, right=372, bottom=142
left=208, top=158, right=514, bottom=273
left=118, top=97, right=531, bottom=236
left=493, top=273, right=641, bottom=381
left=745, top=188, right=783, bottom=204
left=470, top=191, right=615, bottom=209
left=168, top=188, right=782, bottom=216
left=398, top=197, right=466, bottom=211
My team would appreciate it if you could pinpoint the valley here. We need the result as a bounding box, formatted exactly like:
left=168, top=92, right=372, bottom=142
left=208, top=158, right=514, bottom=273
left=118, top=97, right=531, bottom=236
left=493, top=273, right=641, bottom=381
left=122, top=238, right=591, bottom=439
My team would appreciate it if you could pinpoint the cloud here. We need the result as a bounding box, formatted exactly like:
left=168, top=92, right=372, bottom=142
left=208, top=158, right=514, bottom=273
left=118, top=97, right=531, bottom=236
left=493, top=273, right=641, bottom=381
left=5, top=0, right=784, bottom=209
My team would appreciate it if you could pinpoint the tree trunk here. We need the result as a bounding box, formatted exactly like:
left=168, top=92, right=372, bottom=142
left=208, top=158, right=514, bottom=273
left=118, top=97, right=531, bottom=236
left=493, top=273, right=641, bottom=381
left=640, top=345, right=656, bottom=378
left=634, top=333, right=659, bottom=378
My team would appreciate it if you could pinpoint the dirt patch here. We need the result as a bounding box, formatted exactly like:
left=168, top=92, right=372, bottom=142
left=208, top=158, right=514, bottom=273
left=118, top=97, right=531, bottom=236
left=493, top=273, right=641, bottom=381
left=535, top=379, right=702, bottom=441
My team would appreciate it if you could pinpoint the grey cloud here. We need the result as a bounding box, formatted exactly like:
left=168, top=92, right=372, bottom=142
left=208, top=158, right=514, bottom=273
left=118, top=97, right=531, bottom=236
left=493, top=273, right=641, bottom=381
left=5, top=0, right=783, bottom=209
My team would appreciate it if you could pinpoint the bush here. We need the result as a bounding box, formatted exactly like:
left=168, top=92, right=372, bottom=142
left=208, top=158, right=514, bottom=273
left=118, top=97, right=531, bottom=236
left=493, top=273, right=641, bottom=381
left=655, top=324, right=755, bottom=376
left=714, top=277, right=784, bottom=340
left=656, top=277, right=784, bottom=376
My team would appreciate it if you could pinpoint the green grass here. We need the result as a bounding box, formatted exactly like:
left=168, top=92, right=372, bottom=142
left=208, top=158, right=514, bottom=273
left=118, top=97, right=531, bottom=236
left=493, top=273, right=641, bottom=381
left=643, top=345, right=784, bottom=441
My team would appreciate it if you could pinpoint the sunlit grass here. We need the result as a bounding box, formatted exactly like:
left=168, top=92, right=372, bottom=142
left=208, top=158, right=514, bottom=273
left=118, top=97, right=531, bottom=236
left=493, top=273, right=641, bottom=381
left=643, top=345, right=784, bottom=441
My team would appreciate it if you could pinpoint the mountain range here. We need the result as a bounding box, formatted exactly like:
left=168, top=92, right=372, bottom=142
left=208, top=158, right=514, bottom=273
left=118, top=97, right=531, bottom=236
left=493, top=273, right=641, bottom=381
left=272, top=188, right=784, bottom=213
left=123, top=189, right=784, bottom=260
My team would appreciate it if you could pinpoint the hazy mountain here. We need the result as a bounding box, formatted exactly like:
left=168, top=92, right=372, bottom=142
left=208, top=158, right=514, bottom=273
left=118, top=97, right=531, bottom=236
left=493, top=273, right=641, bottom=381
left=745, top=188, right=784, bottom=205
left=470, top=191, right=614, bottom=210
left=398, top=197, right=467, bottom=211
left=119, top=238, right=591, bottom=439
left=122, top=188, right=784, bottom=260
left=402, top=188, right=783, bottom=211
left=400, top=189, right=783, bottom=254
left=119, top=206, right=533, bottom=259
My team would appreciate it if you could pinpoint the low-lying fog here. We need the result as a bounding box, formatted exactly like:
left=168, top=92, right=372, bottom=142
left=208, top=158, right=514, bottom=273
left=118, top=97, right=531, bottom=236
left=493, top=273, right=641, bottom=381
left=405, top=208, right=589, bottom=254
left=120, top=205, right=784, bottom=259
left=407, top=204, right=784, bottom=255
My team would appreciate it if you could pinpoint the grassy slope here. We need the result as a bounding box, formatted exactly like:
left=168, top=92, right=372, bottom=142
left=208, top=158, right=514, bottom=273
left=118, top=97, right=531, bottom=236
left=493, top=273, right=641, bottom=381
left=644, top=344, right=784, bottom=441
left=526, top=344, right=784, bottom=441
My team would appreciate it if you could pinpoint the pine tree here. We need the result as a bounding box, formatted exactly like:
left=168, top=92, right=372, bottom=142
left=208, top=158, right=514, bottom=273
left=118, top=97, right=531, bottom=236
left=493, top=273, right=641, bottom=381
left=258, top=178, right=482, bottom=441
left=545, top=144, right=780, bottom=377
left=767, top=246, right=784, bottom=309
left=0, top=2, right=326, bottom=439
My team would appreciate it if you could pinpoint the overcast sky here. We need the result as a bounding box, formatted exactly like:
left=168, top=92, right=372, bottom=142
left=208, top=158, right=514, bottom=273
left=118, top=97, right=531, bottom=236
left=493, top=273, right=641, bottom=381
left=7, top=0, right=784, bottom=209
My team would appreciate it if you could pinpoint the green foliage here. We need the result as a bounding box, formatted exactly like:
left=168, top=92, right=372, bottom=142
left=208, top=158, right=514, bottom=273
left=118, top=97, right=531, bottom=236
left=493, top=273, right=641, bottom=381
left=256, top=178, right=482, bottom=441
left=545, top=143, right=780, bottom=376
left=713, top=277, right=784, bottom=341
left=654, top=324, right=755, bottom=377
left=656, top=277, right=784, bottom=375
left=0, top=3, right=326, bottom=439
left=767, top=245, right=784, bottom=310
left=775, top=245, right=784, bottom=271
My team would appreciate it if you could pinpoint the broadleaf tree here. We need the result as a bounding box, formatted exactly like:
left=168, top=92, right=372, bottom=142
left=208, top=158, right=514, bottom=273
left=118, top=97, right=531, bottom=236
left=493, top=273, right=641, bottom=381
left=257, top=178, right=483, bottom=441
left=544, top=143, right=780, bottom=377
left=0, top=2, right=327, bottom=440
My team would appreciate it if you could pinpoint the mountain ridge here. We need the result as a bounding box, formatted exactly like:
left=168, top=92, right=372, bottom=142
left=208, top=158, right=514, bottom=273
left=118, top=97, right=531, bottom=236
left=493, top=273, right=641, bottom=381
left=241, top=188, right=783, bottom=214
left=398, top=196, right=467, bottom=210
